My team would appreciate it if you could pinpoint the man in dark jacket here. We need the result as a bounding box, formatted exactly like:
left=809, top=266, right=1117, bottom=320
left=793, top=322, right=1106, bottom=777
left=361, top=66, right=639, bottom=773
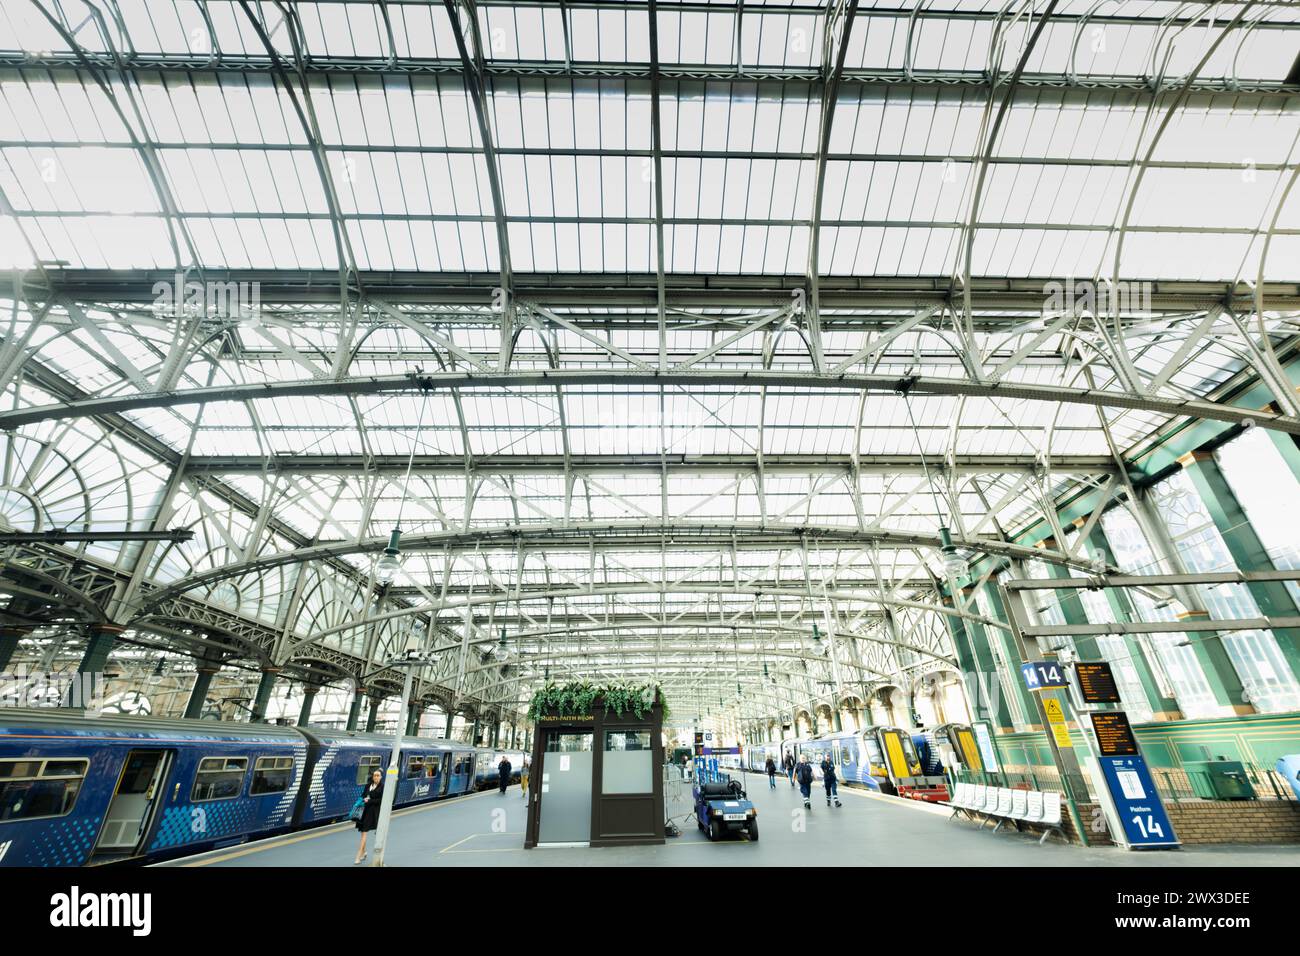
left=795, top=754, right=814, bottom=809
left=497, top=756, right=512, bottom=794
left=820, top=754, right=842, bottom=807
left=764, top=755, right=778, bottom=789
left=783, top=752, right=796, bottom=787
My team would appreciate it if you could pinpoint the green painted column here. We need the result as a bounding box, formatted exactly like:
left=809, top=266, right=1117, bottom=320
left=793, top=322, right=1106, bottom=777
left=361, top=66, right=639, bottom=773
left=66, top=624, right=122, bottom=708
left=365, top=695, right=382, bottom=732
left=406, top=702, right=422, bottom=736
left=978, top=583, right=1042, bottom=732
left=1084, top=525, right=1182, bottom=720
left=943, top=591, right=1014, bottom=731
left=0, top=626, right=27, bottom=671
left=1131, top=489, right=1254, bottom=714
left=297, top=684, right=318, bottom=727
left=77, top=623, right=124, bottom=675
left=1179, top=450, right=1300, bottom=684
left=470, top=717, right=480, bottom=746
left=1040, top=541, right=1103, bottom=661
left=250, top=667, right=280, bottom=723
left=183, top=661, right=220, bottom=720
left=346, top=686, right=366, bottom=731
left=1262, top=402, right=1300, bottom=484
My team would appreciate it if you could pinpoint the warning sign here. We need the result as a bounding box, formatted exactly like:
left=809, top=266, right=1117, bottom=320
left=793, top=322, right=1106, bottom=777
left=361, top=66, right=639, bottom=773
left=1050, top=723, right=1073, bottom=748
left=1043, top=698, right=1066, bottom=722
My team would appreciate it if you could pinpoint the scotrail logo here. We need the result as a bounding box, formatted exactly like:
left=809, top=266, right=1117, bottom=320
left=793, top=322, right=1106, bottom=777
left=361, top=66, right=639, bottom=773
left=49, top=886, right=152, bottom=936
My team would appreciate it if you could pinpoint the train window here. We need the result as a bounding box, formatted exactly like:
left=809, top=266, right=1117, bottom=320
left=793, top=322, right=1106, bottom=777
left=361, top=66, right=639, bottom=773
left=118, top=753, right=161, bottom=794
left=191, top=756, right=248, bottom=802
left=250, top=756, right=294, bottom=795
left=405, top=756, right=426, bottom=779
left=0, top=757, right=88, bottom=823
left=355, top=755, right=382, bottom=786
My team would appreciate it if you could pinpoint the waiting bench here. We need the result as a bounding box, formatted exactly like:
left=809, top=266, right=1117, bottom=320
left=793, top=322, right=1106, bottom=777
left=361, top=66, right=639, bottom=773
left=946, top=782, right=1067, bottom=845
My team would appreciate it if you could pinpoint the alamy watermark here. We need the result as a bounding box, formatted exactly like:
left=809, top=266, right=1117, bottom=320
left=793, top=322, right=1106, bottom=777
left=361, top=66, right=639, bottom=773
left=151, top=273, right=262, bottom=325
left=1, top=665, right=105, bottom=713
left=1042, top=278, right=1153, bottom=318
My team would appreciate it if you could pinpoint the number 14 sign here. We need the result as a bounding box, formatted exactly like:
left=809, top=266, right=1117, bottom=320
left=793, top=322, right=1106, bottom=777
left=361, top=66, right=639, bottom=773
left=1097, top=754, right=1180, bottom=848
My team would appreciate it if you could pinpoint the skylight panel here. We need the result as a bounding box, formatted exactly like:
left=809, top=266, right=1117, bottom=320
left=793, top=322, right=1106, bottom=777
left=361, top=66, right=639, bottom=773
left=0, top=2, right=68, bottom=57
left=568, top=8, right=601, bottom=61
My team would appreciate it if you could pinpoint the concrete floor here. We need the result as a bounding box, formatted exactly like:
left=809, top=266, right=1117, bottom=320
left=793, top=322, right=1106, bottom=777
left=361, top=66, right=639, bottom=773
left=161, top=774, right=1298, bottom=867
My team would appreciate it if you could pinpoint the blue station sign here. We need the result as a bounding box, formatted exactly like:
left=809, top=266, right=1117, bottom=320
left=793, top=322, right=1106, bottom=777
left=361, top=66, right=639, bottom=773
left=1096, top=754, right=1180, bottom=848
left=1020, top=660, right=1069, bottom=691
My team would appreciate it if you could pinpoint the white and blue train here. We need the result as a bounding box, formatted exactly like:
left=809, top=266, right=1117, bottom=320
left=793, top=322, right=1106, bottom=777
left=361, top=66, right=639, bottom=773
left=743, top=726, right=950, bottom=801
left=0, top=707, right=522, bottom=867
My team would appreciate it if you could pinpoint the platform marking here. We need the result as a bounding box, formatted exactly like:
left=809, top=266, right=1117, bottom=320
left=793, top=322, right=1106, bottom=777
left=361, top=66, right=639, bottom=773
left=166, top=789, right=494, bottom=866
left=439, top=832, right=527, bottom=854
left=838, top=786, right=953, bottom=816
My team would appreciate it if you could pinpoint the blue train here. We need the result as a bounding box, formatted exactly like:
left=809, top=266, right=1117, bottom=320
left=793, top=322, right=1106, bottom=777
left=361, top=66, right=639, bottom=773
left=743, top=726, right=950, bottom=801
left=0, top=707, right=521, bottom=867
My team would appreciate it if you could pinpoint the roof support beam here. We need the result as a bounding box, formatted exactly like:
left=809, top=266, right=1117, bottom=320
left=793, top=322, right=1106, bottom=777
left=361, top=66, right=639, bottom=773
left=1, top=367, right=1295, bottom=436
left=442, top=0, right=516, bottom=371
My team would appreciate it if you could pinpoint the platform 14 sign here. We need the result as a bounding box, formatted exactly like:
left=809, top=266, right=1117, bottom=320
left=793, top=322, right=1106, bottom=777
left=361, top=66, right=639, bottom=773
left=1020, top=661, right=1068, bottom=691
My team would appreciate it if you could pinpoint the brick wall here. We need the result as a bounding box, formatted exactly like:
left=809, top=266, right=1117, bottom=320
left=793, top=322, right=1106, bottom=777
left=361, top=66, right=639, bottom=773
left=973, top=799, right=1299, bottom=846
left=1164, top=801, right=1300, bottom=845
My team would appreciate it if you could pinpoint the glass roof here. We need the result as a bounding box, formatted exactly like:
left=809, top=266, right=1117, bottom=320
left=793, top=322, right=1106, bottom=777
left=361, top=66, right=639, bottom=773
left=0, top=1, right=1297, bottom=721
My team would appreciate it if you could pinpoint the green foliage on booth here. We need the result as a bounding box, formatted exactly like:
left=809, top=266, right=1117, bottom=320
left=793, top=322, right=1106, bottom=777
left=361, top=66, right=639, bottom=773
left=527, top=681, right=668, bottom=723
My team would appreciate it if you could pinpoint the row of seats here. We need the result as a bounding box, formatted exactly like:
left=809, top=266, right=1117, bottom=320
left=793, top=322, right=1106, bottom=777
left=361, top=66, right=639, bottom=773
left=946, top=781, right=1067, bottom=844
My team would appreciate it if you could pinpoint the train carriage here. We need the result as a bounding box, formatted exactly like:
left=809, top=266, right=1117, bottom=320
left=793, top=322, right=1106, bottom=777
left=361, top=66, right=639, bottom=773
left=0, top=708, right=491, bottom=867
left=0, top=708, right=307, bottom=867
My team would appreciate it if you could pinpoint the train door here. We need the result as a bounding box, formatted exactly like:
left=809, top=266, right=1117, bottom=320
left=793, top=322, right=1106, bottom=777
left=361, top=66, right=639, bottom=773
left=437, top=754, right=452, bottom=796
left=94, top=749, right=173, bottom=855
left=954, top=726, right=983, bottom=772
left=880, top=731, right=910, bottom=784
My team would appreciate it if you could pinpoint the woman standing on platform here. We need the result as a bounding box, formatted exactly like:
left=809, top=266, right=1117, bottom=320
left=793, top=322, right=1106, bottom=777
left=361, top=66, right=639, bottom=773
left=520, top=757, right=530, bottom=800
left=765, top=755, right=778, bottom=790
left=354, top=769, right=384, bottom=865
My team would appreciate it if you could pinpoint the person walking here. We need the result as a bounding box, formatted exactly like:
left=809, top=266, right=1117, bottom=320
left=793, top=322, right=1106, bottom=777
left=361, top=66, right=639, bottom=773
left=497, top=755, right=512, bottom=794
left=820, top=754, right=842, bottom=807
left=765, top=755, right=778, bottom=790
left=795, top=754, right=814, bottom=809
left=354, top=768, right=383, bottom=865
left=783, top=751, right=796, bottom=787
left=520, top=757, right=530, bottom=800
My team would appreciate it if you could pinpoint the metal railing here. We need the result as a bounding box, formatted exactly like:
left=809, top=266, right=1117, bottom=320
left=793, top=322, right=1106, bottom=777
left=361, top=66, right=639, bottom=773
left=663, top=763, right=696, bottom=832
left=956, top=761, right=1297, bottom=805
left=1148, top=762, right=1298, bottom=804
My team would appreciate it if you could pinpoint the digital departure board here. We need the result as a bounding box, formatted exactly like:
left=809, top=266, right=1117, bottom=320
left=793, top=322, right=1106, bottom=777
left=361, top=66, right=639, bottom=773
left=1090, top=711, right=1139, bottom=756
left=1076, top=661, right=1122, bottom=704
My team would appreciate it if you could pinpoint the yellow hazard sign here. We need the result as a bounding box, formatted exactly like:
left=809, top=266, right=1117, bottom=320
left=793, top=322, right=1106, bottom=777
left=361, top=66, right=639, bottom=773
left=1043, top=698, right=1066, bottom=723
left=1051, top=722, right=1073, bottom=748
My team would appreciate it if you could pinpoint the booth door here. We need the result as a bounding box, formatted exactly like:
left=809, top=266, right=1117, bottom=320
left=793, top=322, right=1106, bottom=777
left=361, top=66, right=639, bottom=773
left=537, top=731, right=593, bottom=845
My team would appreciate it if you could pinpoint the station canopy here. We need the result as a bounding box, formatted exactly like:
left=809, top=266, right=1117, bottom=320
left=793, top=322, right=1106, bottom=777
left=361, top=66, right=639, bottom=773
left=0, top=1, right=1297, bottom=723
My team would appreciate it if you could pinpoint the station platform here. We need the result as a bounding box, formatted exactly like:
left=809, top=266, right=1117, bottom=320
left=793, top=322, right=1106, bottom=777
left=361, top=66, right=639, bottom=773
left=159, top=774, right=1297, bottom=868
